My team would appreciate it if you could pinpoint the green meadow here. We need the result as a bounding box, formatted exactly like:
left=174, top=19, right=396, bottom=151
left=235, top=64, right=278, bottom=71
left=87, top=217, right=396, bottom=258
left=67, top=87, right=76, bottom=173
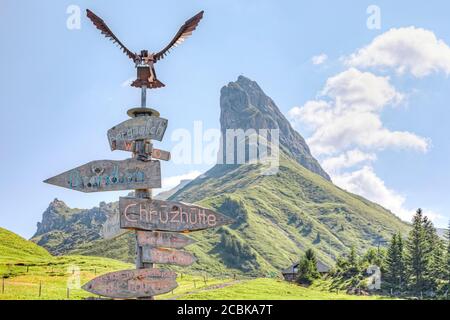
left=0, top=227, right=392, bottom=300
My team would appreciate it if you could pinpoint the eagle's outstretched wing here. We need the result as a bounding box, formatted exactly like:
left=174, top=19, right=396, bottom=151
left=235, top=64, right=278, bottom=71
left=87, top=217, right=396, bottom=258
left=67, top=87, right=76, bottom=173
left=86, top=9, right=136, bottom=61
left=154, top=11, right=204, bottom=62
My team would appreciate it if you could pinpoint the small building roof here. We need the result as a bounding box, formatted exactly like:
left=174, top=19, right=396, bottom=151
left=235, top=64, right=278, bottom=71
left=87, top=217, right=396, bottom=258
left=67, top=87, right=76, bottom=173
left=282, top=260, right=330, bottom=274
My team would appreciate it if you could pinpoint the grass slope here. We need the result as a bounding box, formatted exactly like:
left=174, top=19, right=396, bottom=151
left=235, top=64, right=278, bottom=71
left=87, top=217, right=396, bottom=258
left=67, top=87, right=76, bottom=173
left=171, top=152, right=410, bottom=276
left=180, top=278, right=390, bottom=300
left=0, top=228, right=393, bottom=300
left=0, top=227, right=51, bottom=265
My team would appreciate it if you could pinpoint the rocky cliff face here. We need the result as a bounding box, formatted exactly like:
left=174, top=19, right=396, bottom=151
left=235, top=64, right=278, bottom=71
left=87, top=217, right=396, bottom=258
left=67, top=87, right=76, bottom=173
left=220, top=76, right=330, bottom=181
left=32, top=199, right=111, bottom=255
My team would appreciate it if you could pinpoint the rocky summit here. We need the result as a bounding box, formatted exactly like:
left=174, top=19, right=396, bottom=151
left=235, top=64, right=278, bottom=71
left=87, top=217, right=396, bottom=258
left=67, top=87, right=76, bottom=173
left=220, top=75, right=330, bottom=181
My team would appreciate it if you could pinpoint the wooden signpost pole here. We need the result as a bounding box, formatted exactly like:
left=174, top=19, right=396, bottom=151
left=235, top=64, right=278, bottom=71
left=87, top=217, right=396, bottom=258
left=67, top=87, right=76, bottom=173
left=134, top=84, right=154, bottom=300
left=46, top=9, right=235, bottom=300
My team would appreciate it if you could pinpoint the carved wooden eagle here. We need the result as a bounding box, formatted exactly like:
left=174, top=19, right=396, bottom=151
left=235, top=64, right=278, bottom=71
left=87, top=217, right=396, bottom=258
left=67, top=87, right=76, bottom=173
left=86, top=9, right=204, bottom=89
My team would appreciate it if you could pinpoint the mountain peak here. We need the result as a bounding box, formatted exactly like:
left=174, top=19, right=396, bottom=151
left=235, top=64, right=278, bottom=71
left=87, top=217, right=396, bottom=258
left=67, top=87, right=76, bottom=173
left=49, top=198, right=69, bottom=210
left=220, top=76, right=330, bottom=181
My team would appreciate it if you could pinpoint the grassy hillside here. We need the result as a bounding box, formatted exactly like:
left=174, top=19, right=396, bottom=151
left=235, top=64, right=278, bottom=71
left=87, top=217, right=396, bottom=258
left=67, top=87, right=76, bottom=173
left=179, top=278, right=390, bottom=300
left=0, top=227, right=51, bottom=265
left=170, top=152, right=410, bottom=275
left=0, top=229, right=394, bottom=300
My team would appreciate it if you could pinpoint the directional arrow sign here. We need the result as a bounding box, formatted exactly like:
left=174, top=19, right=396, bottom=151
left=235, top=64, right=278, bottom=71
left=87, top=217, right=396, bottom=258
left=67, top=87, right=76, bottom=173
left=44, top=159, right=161, bottom=193
left=142, top=247, right=197, bottom=266
left=107, top=116, right=168, bottom=151
left=152, top=148, right=171, bottom=161
left=137, top=231, right=195, bottom=249
left=102, top=211, right=131, bottom=240
left=119, top=197, right=234, bottom=232
left=82, top=268, right=177, bottom=299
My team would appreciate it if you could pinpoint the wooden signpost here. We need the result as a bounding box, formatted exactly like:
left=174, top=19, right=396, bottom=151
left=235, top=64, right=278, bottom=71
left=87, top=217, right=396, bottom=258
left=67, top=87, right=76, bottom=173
left=137, top=231, right=195, bottom=249
left=120, top=198, right=234, bottom=232
left=43, top=9, right=232, bottom=299
left=44, top=159, right=161, bottom=192
left=142, top=247, right=197, bottom=266
left=151, top=148, right=171, bottom=161
left=82, top=269, right=177, bottom=299
left=107, top=116, right=168, bottom=151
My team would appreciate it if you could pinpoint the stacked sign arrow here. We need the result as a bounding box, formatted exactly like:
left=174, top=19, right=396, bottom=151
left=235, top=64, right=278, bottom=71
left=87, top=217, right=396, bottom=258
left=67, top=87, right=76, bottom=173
left=45, top=109, right=234, bottom=299
left=44, top=8, right=225, bottom=300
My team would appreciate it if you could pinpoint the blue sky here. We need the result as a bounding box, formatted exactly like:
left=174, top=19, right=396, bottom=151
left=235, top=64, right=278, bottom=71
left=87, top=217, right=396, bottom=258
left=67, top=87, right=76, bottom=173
left=0, top=0, right=449, bottom=239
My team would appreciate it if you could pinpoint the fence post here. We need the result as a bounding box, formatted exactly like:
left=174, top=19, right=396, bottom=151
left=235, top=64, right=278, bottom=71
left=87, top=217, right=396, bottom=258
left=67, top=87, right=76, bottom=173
left=38, top=281, right=42, bottom=298
left=67, top=288, right=70, bottom=299
left=2, top=277, right=4, bottom=294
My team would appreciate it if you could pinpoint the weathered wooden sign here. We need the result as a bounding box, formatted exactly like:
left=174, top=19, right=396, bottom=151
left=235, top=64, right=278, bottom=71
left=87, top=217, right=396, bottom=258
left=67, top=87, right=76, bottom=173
left=107, top=116, right=168, bottom=151
left=137, top=231, right=195, bottom=248
left=44, top=159, right=161, bottom=193
left=82, top=268, right=177, bottom=299
left=102, top=211, right=131, bottom=240
left=142, top=247, right=197, bottom=266
left=152, top=148, right=171, bottom=161
left=120, top=197, right=234, bottom=232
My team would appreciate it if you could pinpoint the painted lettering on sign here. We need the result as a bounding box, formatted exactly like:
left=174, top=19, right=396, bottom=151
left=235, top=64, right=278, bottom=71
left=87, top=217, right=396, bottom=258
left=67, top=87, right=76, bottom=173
left=119, top=197, right=234, bottom=232
left=82, top=268, right=177, bottom=299
left=142, top=247, right=197, bottom=266
left=137, top=231, right=195, bottom=248
left=108, top=116, right=168, bottom=151
left=44, top=159, right=161, bottom=193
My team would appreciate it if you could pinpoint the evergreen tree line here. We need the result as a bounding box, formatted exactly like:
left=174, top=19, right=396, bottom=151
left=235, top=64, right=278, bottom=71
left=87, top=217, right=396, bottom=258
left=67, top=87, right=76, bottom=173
left=383, top=209, right=449, bottom=296
left=295, top=209, right=450, bottom=298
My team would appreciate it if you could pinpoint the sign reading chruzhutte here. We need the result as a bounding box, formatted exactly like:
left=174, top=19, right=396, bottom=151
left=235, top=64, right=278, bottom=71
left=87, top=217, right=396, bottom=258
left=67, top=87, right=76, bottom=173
left=82, top=268, right=177, bottom=299
left=44, top=159, right=161, bottom=192
left=107, top=116, right=168, bottom=151
left=120, top=197, right=234, bottom=232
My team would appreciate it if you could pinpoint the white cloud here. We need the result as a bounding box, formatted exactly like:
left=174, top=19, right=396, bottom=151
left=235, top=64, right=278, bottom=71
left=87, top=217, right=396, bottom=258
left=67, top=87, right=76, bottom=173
left=346, top=27, right=450, bottom=78
left=333, top=166, right=413, bottom=221
left=321, top=68, right=404, bottom=111
left=288, top=68, right=429, bottom=156
left=288, top=28, right=450, bottom=225
left=312, top=54, right=328, bottom=65
left=332, top=166, right=446, bottom=226
left=161, top=171, right=202, bottom=192
left=321, top=149, right=376, bottom=175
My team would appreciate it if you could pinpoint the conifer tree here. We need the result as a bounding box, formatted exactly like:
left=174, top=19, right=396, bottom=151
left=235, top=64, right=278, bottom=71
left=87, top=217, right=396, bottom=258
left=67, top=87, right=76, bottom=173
left=296, top=248, right=320, bottom=285
left=385, top=233, right=405, bottom=290
left=405, top=209, right=428, bottom=293
left=423, top=217, right=445, bottom=292
left=446, top=221, right=450, bottom=288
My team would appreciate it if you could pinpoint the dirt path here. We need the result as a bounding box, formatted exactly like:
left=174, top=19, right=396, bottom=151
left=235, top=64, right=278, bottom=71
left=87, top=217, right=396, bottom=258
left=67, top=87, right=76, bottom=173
left=165, top=280, right=244, bottom=300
